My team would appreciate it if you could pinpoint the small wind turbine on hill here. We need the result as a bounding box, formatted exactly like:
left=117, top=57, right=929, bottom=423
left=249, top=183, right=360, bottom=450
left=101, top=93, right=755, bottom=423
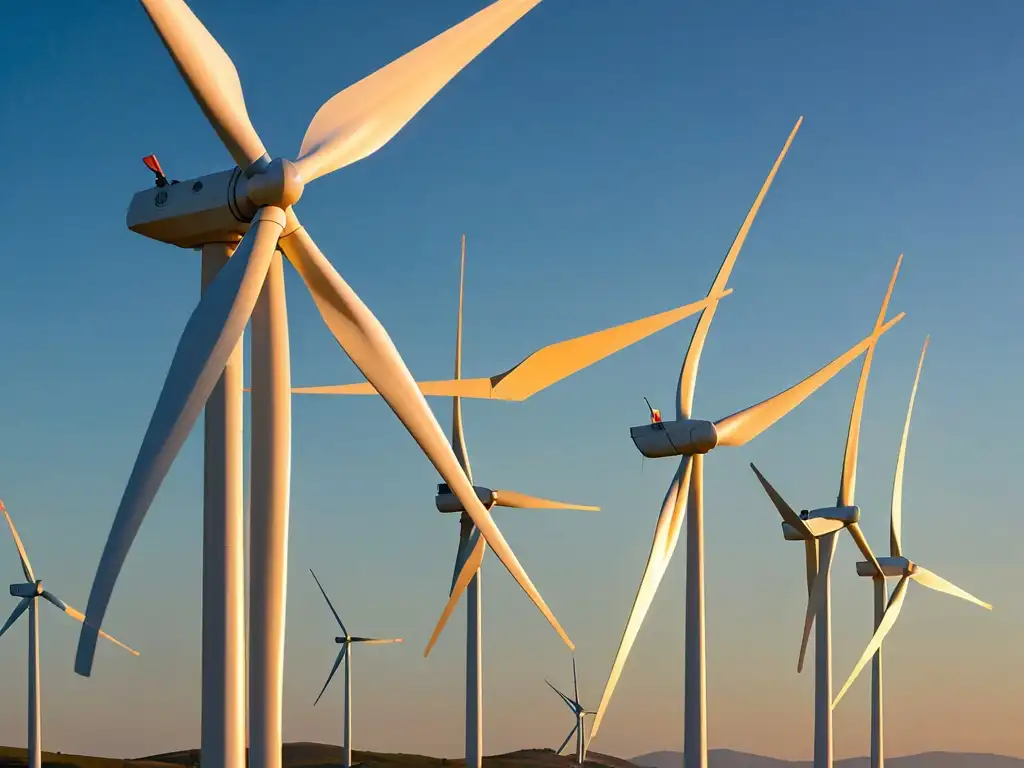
left=589, top=118, right=906, bottom=768
left=1, top=502, right=138, bottom=768
left=546, top=658, right=595, bottom=765
left=748, top=254, right=903, bottom=768
left=76, top=6, right=563, bottom=768
left=310, top=570, right=402, bottom=768
left=831, top=337, right=991, bottom=768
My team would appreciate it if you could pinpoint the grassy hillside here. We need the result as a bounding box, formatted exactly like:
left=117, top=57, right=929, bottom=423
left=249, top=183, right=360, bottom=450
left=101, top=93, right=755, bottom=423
left=0, top=743, right=634, bottom=768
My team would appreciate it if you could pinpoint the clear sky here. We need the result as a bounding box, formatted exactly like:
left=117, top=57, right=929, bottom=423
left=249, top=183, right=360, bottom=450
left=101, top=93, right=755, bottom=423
left=0, top=0, right=1022, bottom=762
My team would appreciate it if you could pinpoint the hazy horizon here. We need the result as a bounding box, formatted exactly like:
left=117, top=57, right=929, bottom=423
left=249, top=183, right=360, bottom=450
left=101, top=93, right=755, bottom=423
left=0, top=0, right=1021, bottom=762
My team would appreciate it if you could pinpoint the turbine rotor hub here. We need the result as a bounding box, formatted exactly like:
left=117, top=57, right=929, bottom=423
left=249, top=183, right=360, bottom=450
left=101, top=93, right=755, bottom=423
left=239, top=158, right=305, bottom=212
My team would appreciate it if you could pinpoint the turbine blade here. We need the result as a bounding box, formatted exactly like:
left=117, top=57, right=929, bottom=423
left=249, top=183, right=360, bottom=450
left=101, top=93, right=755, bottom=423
left=803, top=539, right=819, bottom=596
left=546, top=679, right=576, bottom=711
left=0, top=598, right=30, bottom=639
left=294, top=0, right=542, bottom=184
left=556, top=724, right=578, bottom=756
left=491, top=490, right=599, bottom=512
left=280, top=222, right=572, bottom=651
left=425, top=532, right=487, bottom=657
left=832, top=574, right=910, bottom=709
left=75, top=208, right=284, bottom=678
left=314, top=646, right=347, bottom=706
left=572, top=656, right=580, bottom=704
left=676, top=118, right=803, bottom=419
left=46, top=596, right=139, bottom=656
left=310, top=569, right=348, bottom=634
left=748, top=463, right=811, bottom=537
left=1, top=502, right=35, bottom=582
left=892, top=336, right=928, bottom=558
left=714, top=313, right=905, bottom=448
left=846, top=522, right=883, bottom=578
left=797, top=534, right=837, bottom=673
left=452, top=234, right=472, bottom=480
left=590, top=456, right=692, bottom=740
left=350, top=637, right=404, bottom=644
left=838, top=255, right=902, bottom=507
left=137, top=0, right=268, bottom=168
left=289, top=290, right=733, bottom=401
left=449, top=514, right=477, bottom=596
left=911, top=565, right=992, bottom=610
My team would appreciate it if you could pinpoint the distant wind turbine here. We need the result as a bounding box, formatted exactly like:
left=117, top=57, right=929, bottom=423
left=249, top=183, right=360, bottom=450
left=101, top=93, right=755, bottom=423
left=748, top=254, right=903, bottom=768
left=831, top=337, right=992, bottom=768
left=589, top=118, right=905, bottom=768
left=1, top=502, right=138, bottom=768
left=546, top=658, right=595, bottom=765
left=310, top=569, right=402, bottom=768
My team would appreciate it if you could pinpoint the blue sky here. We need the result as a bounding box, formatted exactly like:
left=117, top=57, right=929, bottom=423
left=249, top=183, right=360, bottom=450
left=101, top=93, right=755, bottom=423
left=0, top=0, right=1022, bottom=761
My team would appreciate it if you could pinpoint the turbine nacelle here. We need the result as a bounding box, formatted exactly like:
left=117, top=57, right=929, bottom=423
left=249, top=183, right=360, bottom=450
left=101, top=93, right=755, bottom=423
left=629, top=419, right=719, bottom=459
left=780, top=505, right=860, bottom=540
left=856, top=555, right=916, bottom=579
left=334, top=636, right=351, bottom=644
left=9, top=580, right=43, bottom=598
left=435, top=483, right=495, bottom=513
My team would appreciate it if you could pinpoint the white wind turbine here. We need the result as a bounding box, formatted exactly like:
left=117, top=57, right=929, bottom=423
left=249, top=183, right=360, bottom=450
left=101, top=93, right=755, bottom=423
left=309, top=570, right=402, bottom=768
left=0, top=502, right=138, bottom=768
left=831, top=337, right=992, bottom=768
left=589, top=117, right=907, bottom=768
left=546, top=658, right=596, bottom=765
left=747, top=254, right=903, bottom=768
left=74, top=6, right=573, bottom=768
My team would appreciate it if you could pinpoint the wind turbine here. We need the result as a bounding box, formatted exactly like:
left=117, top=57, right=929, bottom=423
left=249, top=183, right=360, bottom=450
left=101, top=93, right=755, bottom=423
left=748, top=254, right=903, bottom=768
left=831, top=337, right=992, bottom=768
left=74, top=7, right=573, bottom=768
left=309, top=570, right=402, bottom=768
left=589, top=117, right=907, bottom=768
left=0, top=502, right=138, bottom=768
left=546, top=658, right=596, bottom=765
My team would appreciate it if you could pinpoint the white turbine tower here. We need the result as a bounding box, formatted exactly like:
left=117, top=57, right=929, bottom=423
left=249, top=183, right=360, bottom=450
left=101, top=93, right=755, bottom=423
left=589, top=118, right=907, bottom=768
left=0, top=502, right=138, bottom=768
left=831, top=336, right=992, bottom=768
left=747, top=255, right=903, bottom=768
left=310, top=570, right=402, bottom=768
left=546, top=658, right=595, bottom=765
left=292, top=234, right=730, bottom=768
left=74, top=7, right=575, bottom=768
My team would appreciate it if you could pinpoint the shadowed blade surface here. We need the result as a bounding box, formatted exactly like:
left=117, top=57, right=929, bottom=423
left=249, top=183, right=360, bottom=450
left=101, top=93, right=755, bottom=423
left=75, top=209, right=284, bottom=677
left=803, top=539, right=819, bottom=596
left=572, top=656, right=579, bottom=704
left=556, top=724, right=578, bottom=756
left=749, top=463, right=811, bottom=537
left=138, top=0, right=267, bottom=168
left=892, top=336, right=929, bottom=558
left=449, top=515, right=477, bottom=596
left=44, top=594, right=139, bottom=656
left=294, top=0, right=542, bottom=183
left=911, top=565, right=992, bottom=610
left=591, top=456, right=692, bottom=739
left=426, top=531, right=486, bottom=657
left=310, top=569, right=348, bottom=634
left=452, top=234, right=472, bottom=477
left=291, top=291, right=732, bottom=400
left=833, top=574, right=910, bottom=708
left=314, top=646, right=347, bottom=706
left=797, top=533, right=837, bottom=673
left=491, top=490, right=599, bottom=511
left=714, top=313, right=905, bottom=447
left=846, top=522, right=883, bottom=578
left=1, top=503, right=34, bottom=582
left=279, top=223, right=572, bottom=650
left=676, top=118, right=803, bottom=419
left=546, top=679, right=575, bottom=711
left=838, top=255, right=902, bottom=507
left=0, top=598, right=30, bottom=639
